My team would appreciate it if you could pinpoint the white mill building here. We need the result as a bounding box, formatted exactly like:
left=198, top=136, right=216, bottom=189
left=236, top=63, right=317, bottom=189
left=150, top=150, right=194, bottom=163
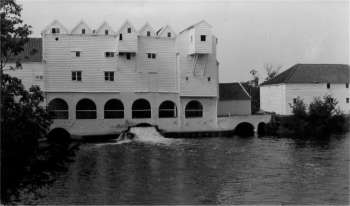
left=40, top=19, right=220, bottom=136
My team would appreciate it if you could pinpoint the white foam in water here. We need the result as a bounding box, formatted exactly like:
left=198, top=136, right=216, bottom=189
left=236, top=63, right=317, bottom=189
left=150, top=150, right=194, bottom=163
left=129, top=126, right=173, bottom=145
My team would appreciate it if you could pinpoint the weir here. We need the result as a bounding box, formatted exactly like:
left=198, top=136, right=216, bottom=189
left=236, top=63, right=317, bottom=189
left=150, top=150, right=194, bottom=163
left=118, top=126, right=173, bottom=145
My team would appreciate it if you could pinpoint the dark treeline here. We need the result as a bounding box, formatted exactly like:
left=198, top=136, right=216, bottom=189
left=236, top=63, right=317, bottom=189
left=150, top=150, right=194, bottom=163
left=264, top=95, right=349, bottom=138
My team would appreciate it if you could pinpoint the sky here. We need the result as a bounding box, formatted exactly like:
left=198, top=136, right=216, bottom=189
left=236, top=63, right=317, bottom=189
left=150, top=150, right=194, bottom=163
left=19, top=0, right=349, bottom=83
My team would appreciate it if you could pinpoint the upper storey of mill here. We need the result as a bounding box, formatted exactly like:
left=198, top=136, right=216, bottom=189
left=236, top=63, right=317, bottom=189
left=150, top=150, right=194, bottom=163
left=41, top=19, right=215, bottom=55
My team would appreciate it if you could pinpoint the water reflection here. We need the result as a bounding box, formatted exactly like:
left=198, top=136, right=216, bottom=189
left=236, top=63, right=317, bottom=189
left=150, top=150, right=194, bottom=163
left=14, top=133, right=350, bottom=205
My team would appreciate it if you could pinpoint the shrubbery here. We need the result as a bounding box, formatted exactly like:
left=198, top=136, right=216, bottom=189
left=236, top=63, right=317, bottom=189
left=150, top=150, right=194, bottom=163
left=266, top=95, right=349, bottom=138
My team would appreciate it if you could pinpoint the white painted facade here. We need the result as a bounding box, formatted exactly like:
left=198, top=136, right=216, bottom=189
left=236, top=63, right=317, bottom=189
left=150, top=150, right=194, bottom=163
left=40, top=19, right=220, bottom=135
left=261, top=83, right=350, bottom=115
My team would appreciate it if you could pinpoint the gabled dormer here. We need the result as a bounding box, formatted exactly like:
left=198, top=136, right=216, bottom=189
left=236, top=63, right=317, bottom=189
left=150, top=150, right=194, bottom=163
left=71, top=20, right=92, bottom=35
left=96, top=21, right=115, bottom=35
left=41, top=20, right=69, bottom=35
left=117, top=20, right=138, bottom=53
left=181, top=20, right=212, bottom=55
left=156, top=25, right=176, bottom=38
left=139, top=22, right=155, bottom=37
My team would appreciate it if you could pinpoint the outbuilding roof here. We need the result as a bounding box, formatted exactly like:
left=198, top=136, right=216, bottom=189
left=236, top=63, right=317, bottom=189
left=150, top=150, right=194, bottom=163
left=261, top=64, right=350, bottom=86
left=219, top=82, right=251, bottom=101
left=7, top=38, right=42, bottom=62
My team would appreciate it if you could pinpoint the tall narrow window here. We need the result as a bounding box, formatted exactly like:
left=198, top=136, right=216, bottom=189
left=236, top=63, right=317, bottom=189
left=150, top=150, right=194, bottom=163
left=327, top=83, right=330, bottom=89
left=82, top=28, right=85, bottom=34
left=152, top=53, right=156, bottom=59
left=346, top=98, right=349, bottom=103
left=72, top=71, right=82, bottom=81
left=104, top=71, right=114, bottom=81
left=346, top=83, right=349, bottom=88
left=119, top=33, right=123, bottom=40
left=147, top=31, right=151, bottom=36
left=200, top=35, right=206, bottom=42
left=105, top=30, right=108, bottom=35
left=127, top=27, right=131, bottom=33
left=126, top=53, right=131, bottom=60
left=167, top=32, right=171, bottom=37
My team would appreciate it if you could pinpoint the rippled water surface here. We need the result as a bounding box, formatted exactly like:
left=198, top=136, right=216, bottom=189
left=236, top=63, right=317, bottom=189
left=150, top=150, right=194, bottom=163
left=17, top=133, right=349, bottom=204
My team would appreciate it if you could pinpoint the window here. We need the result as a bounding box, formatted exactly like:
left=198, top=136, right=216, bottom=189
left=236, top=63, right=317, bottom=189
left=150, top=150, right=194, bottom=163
left=185, top=100, right=203, bottom=118
left=104, top=99, right=124, bottom=119
left=82, top=28, right=85, bottom=34
left=119, top=33, right=123, bottom=40
left=72, top=71, right=82, bottom=81
left=132, top=99, right=151, bottom=118
left=76, top=99, right=97, bottom=119
left=167, top=32, right=171, bottom=37
left=200, top=35, right=206, bottom=42
left=346, top=83, right=349, bottom=88
left=147, top=53, right=156, bottom=59
left=55, top=37, right=59, bottom=41
left=35, top=75, right=43, bottom=80
left=51, top=28, right=60, bottom=34
left=159, top=101, right=177, bottom=118
left=147, top=31, right=151, bottom=36
left=346, top=98, right=349, bottom=103
left=293, top=98, right=297, bottom=104
left=75, top=51, right=80, bottom=57
left=126, top=53, right=131, bottom=60
left=127, top=27, right=131, bottom=33
left=104, top=71, right=114, bottom=81
left=105, top=30, right=109, bottom=35
left=327, top=83, right=330, bottom=89
left=186, top=76, right=189, bottom=81
left=48, top=98, right=69, bottom=119
left=105, top=52, right=115, bottom=57
left=207, top=77, right=211, bottom=82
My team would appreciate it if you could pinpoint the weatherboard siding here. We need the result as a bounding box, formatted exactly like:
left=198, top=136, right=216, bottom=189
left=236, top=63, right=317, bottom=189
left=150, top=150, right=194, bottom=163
left=260, top=85, right=286, bottom=114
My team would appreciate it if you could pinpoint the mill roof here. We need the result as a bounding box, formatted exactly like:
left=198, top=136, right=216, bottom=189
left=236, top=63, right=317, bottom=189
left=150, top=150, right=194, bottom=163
left=260, top=64, right=350, bottom=86
left=219, top=82, right=251, bottom=101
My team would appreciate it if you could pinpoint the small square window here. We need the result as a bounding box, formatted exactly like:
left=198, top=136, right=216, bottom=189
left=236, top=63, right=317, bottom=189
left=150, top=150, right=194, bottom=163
left=126, top=53, right=131, bottom=60
left=346, top=83, right=349, bottom=88
left=167, top=32, right=171, bottom=37
left=200, top=35, right=206, bottom=42
left=207, top=77, right=211, bottom=82
left=105, top=30, right=109, bottom=35
left=152, top=53, right=156, bottom=59
left=75, top=51, right=80, bottom=57
left=119, top=33, right=123, bottom=40
left=127, top=27, right=131, bottom=33
left=185, top=76, right=189, bottom=81
left=72, top=71, right=82, bottom=81
left=104, top=71, right=114, bottom=81
left=52, top=28, right=60, bottom=34
left=327, top=83, right=330, bottom=89
left=82, top=29, right=85, bottom=34
left=147, top=53, right=152, bottom=58
left=147, top=31, right=151, bottom=36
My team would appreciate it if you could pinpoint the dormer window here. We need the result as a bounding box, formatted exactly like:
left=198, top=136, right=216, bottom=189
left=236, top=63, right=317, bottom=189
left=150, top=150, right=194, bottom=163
left=200, top=35, right=206, bottom=42
left=51, top=28, right=60, bottom=34
left=119, top=33, right=123, bottom=40
left=105, top=30, right=108, bottom=35
left=167, top=32, right=171, bottom=37
left=147, top=31, right=151, bottom=36
left=127, top=27, right=131, bottom=33
left=82, top=29, right=85, bottom=34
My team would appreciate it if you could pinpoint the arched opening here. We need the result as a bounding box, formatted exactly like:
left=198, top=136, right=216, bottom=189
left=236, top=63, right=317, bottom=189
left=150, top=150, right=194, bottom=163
left=159, top=100, right=177, bottom=118
left=76, top=98, right=97, bottom=119
left=48, top=98, right=69, bottom=119
left=185, top=100, right=203, bottom=118
left=132, top=99, right=151, bottom=118
left=257, top=122, right=266, bottom=136
left=104, top=99, right=124, bottom=119
left=47, top=128, right=71, bottom=143
left=235, top=122, right=254, bottom=137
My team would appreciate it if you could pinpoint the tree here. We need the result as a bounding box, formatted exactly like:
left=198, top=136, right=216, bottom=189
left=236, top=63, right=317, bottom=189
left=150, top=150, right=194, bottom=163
left=264, top=63, right=282, bottom=81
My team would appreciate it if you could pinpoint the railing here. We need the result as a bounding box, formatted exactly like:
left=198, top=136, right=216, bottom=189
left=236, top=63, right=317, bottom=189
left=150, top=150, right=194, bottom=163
left=159, top=109, right=177, bottom=118
left=185, top=109, right=203, bottom=118
left=76, top=110, right=97, bottom=119
left=50, top=110, right=68, bottom=119
left=104, top=110, right=124, bottom=119
left=132, top=109, right=151, bottom=119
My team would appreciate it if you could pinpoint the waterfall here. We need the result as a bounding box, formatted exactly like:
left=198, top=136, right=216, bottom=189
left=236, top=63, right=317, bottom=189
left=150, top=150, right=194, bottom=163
left=129, top=126, right=172, bottom=145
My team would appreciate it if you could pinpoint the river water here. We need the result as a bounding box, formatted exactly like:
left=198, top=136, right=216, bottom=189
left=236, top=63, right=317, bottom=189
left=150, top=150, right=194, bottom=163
left=15, top=130, right=349, bottom=204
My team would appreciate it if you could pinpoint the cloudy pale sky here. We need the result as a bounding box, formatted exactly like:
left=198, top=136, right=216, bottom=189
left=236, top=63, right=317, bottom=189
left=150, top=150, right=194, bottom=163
left=19, top=0, right=349, bottom=82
